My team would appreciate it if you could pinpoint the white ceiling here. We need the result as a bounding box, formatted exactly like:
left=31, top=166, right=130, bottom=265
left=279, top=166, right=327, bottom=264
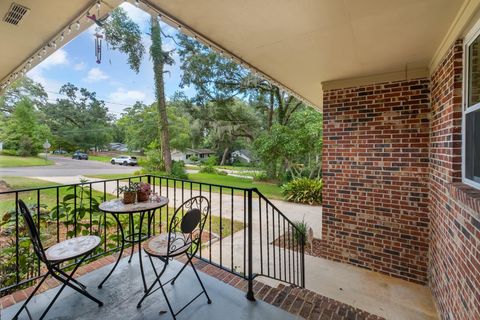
left=0, top=0, right=468, bottom=108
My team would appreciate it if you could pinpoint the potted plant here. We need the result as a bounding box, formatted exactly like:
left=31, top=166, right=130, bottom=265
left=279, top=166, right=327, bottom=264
left=118, top=182, right=139, bottom=204
left=137, top=182, right=151, bottom=202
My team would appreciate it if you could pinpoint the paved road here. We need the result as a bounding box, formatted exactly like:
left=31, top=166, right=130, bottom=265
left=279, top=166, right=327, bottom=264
left=0, top=156, right=139, bottom=177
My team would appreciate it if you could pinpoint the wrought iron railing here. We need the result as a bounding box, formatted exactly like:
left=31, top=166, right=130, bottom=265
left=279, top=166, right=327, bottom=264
left=0, top=175, right=305, bottom=299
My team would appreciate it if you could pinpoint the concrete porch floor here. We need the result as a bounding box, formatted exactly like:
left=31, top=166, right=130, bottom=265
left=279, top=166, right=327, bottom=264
left=1, top=257, right=294, bottom=320
left=303, top=256, right=438, bottom=320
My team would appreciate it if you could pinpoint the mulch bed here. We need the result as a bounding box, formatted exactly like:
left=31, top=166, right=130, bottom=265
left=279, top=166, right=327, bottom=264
left=272, top=233, right=323, bottom=258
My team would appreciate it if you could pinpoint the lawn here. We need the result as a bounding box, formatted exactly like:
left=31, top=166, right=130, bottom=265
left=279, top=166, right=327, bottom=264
left=0, top=176, right=114, bottom=217
left=85, top=172, right=283, bottom=200
left=0, top=155, right=54, bottom=167
left=87, top=155, right=113, bottom=163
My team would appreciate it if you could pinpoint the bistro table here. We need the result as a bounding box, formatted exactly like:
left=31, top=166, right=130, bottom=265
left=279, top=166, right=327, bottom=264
left=97, top=197, right=168, bottom=292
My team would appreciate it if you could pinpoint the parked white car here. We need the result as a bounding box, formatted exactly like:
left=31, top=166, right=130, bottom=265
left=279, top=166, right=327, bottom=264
left=110, top=156, right=138, bottom=166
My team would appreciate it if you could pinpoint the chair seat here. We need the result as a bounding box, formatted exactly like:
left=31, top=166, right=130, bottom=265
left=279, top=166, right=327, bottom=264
left=45, top=236, right=101, bottom=262
left=143, top=233, right=191, bottom=257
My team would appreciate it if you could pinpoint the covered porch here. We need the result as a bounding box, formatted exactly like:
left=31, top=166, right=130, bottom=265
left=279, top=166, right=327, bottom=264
left=1, top=0, right=480, bottom=319
left=1, top=255, right=294, bottom=320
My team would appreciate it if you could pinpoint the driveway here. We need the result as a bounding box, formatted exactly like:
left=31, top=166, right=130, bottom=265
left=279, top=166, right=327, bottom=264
left=0, top=156, right=139, bottom=177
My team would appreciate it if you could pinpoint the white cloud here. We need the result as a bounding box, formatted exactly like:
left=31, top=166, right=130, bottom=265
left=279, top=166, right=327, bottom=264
left=108, top=87, right=146, bottom=103
left=74, top=62, right=86, bottom=71
left=25, top=48, right=69, bottom=97
left=84, top=67, right=109, bottom=82
left=40, top=48, right=69, bottom=69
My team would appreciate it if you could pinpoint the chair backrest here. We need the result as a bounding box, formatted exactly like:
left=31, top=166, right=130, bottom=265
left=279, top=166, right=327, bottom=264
left=18, top=199, right=48, bottom=263
left=167, top=196, right=209, bottom=256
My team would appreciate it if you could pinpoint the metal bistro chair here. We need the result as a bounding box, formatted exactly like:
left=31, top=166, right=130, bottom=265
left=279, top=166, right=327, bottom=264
left=12, top=200, right=103, bottom=320
left=137, top=196, right=212, bottom=319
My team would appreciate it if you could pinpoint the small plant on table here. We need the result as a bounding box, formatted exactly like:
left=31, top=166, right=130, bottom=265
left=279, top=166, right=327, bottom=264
left=118, top=182, right=139, bottom=204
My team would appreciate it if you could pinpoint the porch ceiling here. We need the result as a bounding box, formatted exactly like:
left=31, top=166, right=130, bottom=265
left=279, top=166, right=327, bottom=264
left=0, top=0, right=467, bottom=108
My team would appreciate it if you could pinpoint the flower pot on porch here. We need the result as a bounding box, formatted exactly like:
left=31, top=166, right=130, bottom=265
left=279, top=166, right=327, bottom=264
left=123, top=191, right=136, bottom=204
left=137, top=190, right=150, bottom=202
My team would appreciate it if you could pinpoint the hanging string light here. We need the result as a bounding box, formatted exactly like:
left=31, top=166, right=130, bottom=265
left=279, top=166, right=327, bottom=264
left=1, top=0, right=313, bottom=106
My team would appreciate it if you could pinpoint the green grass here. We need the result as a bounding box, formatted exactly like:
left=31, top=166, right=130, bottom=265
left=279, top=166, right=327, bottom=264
left=0, top=177, right=113, bottom=217
left=85, top=172, right=283, bottom=200
left=216, top=165, right=262, bottom=171
left=0, top=155, right=54, bottom=167
left=88, top=155, right=113, bottom=163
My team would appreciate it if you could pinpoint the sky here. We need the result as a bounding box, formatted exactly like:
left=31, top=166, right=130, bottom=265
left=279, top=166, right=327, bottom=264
left=26, top=3, right=194, bottom=116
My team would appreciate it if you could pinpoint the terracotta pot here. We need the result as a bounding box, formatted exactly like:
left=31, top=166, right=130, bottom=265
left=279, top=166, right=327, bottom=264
left=137, top=190, right=150, bottom=202
left=123, top=191, right=136, bottom=204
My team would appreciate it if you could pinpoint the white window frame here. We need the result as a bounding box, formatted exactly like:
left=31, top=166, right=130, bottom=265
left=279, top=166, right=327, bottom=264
left=462, top=19, right=480, bottom=190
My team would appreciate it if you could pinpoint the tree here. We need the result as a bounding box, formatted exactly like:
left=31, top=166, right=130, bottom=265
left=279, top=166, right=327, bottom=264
left=254, top=108, right=322, bottom=180
left=1, top=99, right=51, bottom=156
left=177, top=34, right=305, bottom=129
left=150, top=15, right=173, bottom=173
left=0, top=77, right=47, bottom=116
left=101, top=8, right=174, bottom=173
left=116, top=100, right=192, bottom=152
left=195, top=99, right=261, bottom=165
left=40, top=83, right=113, bottom=151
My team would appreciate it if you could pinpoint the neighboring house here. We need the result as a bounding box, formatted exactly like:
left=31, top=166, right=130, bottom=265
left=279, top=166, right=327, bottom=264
left=171, top=148, right=216, bottom=162
left=230, top=149, right=254, bottom=164
left=108, top=143, right=129, bottom=152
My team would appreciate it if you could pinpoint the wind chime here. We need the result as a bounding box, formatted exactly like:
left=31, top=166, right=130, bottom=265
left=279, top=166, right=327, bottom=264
left=86, top=1, right=109, bottom=64
left=94, top=32, right=103, bottom=64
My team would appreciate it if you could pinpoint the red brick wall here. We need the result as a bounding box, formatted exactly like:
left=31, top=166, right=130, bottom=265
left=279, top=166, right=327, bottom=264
left=429, top=40, right=480, bottom=319
left=321, top=78, right=431, bottom=284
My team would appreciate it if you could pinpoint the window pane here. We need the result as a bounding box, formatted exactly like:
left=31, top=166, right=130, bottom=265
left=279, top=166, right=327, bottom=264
left=465, top=109, right=480, bottom=183
left=468, top=35, right=480, bottom=107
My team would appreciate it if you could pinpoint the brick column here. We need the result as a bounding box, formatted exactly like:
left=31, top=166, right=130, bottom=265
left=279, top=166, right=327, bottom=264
left=321, top=78, right=431, bottom=284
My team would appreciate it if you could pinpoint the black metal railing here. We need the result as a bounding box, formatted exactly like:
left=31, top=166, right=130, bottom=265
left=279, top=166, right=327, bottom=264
left=0, top=175, right=305, bottom=299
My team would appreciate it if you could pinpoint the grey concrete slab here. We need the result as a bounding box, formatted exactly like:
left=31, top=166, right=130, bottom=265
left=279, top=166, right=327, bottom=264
left=1, top=256, right=296, bottom=320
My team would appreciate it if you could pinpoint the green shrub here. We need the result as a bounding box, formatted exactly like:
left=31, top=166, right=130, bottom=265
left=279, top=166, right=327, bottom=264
left=188, top=155, right=199, bottom=163
left=199, top=165, right=218, bottom=174
left=281, top=178, right=322, bottom=205
left=292, top=219, right=308, bottom=245
left=253, top=172, right=268, bottom=182
left=139, top=142, right=165, bottom=173
left=199, top=155, right=218, bottom=174
left=171, top=161, right=188, bottom=179
left=0, top=149, right=19, bottom=156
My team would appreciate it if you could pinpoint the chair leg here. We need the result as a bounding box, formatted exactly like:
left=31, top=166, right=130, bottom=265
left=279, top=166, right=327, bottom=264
left=39, top=255, right=103, bottom=320
left=170, top=253, right=191, bottom=286
left=157, top=276, right=176, bottom=319
left=38, top=273, right=72, bottom=320
left=50, top=272, right=103, bottom=306
left=189, top=258, right=212, bottom=304
left=52, top=266, right=87, bottom=289
left=11, top=272, right=49, bottom=320
left=137, top=256, right=168, bottom=308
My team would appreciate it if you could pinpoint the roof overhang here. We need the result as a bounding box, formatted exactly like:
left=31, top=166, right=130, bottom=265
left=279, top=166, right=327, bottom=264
left=1, top=0, right=479, bottom=109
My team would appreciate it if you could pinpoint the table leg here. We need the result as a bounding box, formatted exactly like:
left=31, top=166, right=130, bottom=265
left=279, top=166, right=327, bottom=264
left=138, top=210, right=147, bottom=292
left=128, top=213, right=135, bottom=263
left=98, top=213, right=125, bottom=289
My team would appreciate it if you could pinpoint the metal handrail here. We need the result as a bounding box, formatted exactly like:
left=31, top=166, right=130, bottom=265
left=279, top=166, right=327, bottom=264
left=0, top=174, right=305, bottom=299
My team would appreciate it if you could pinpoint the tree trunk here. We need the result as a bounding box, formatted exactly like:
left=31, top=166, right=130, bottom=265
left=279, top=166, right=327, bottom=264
left=220, top=146, right=229, bottom=165
left=267, top=91, right=274, bottom=130
left=150, top=15, right=172, bottom=173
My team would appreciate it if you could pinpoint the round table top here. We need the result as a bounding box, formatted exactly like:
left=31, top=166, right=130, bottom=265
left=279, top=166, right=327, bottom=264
left=99, top=197, right=168, bottom=214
